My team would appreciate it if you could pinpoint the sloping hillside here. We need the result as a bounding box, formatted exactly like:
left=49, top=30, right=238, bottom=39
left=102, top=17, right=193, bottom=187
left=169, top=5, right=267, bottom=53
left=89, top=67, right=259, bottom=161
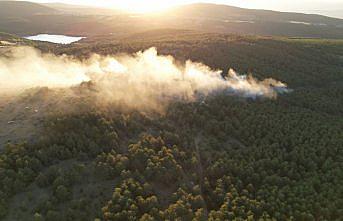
left=1, top=2, right=343, bottom=40
left=0, top=32, right=31, bottom=48
left=0, top=32, right=20, bottom=41
left=0, top=1, right=60, bottom=35
left=42, top=2, right=121, bottom=15
left=0, top=1, right=57, bottom=18
left=149, top=3, right=343, bottom=39
left=164, top=3, right=343, bottom=26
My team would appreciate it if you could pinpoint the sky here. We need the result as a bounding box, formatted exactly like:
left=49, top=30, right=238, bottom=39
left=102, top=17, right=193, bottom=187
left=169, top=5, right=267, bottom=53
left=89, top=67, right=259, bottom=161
left=29, top=0, right=343, bottom=17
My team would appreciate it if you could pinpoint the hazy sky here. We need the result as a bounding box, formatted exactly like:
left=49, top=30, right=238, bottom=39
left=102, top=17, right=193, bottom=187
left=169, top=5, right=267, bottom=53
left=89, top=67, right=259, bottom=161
left=29, top=0, right=343, bottom=17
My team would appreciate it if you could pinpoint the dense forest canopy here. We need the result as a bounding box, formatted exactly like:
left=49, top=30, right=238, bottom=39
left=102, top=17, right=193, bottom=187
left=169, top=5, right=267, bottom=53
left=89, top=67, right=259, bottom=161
left=0, top=31, right=342, bottom=221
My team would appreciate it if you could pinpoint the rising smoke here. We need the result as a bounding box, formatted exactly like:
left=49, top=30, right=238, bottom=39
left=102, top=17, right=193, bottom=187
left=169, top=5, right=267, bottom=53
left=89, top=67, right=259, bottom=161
left=0, top=46, right=289, bottom=109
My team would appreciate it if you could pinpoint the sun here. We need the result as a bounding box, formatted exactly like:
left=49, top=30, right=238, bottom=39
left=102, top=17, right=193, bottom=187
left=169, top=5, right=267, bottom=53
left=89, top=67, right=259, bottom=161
left=114, top=0, right=176, bottom=13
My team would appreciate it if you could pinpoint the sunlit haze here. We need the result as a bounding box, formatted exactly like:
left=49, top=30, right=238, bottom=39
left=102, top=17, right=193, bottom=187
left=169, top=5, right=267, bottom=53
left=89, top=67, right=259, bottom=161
left=28, top=0, right=343, bottom=16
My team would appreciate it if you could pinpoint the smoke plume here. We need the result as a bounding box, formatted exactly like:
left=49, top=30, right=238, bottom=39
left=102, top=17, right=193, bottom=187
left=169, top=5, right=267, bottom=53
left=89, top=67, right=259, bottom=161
left=0, top=46, right=289, bottom=109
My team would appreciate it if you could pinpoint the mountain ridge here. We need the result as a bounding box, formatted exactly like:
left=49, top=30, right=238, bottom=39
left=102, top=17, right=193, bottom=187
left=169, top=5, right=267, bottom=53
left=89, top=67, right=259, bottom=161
left=163, top=3, right=343, bottom=26
left=0, top=1, right=57, bottom=17
left=0, top=1, right=342, bottom=38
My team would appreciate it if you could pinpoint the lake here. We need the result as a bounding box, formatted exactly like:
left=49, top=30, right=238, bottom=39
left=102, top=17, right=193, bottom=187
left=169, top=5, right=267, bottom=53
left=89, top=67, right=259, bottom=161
left=24, top=34, right=85, bottom=44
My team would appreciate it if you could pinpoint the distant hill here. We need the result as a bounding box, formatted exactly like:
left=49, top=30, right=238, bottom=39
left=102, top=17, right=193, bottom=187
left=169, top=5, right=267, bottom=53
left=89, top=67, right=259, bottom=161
left=308, top=9, right=343, bottom=19
left=43, top=2, right=121, bottom=15
left=0, top=1, right=343, bottom=39
left=0, top=1, right=59, bottom=35
left=164, top=3, right=343, bottom=26
left=0, top=1, right=57, bottom=18
left=0, top=1, right=123, bottom=36
left=151, top=3, right=343, bottom=39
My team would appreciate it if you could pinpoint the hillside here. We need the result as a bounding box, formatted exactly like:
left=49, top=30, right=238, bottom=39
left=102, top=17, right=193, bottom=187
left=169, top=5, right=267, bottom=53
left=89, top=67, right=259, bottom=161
left=0, top=32, right=35, bottom=49
left=1, top=1, right=343, bottom=38
left=0, top=1, right=119, bottom=36
left=0, top=1, right=59, bottom=35
left=150, top=3, right=343, bottom=39
left=43, top=2, right=121, bottom=15
left=0, top=32, right=20, bottom=41
left=0, top=1, right=57, bottom=18
left=0, top=32, right=342, bottom=220
left=164, top=3, right=343, bottom=26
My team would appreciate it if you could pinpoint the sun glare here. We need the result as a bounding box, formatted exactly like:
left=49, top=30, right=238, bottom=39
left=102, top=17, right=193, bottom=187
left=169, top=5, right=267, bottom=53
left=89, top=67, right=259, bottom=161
left=115, top=0, right=176, bottom=13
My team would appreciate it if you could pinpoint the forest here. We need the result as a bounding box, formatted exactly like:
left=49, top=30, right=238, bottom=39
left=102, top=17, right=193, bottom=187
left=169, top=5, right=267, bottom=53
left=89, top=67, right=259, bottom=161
left=0, top=32, right=342, bottom=221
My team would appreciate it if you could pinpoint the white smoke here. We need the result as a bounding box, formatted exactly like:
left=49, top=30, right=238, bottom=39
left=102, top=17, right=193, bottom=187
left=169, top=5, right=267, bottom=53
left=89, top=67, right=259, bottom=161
left=0, top=47, right=90, bottom=90
left=0, top=46, right=289, bottom=109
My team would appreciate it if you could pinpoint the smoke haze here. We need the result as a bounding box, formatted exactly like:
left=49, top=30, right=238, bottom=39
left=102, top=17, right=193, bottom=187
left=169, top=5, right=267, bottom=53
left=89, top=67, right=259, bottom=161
left=0, top=46, right=289, bottom=109
left=0, top=47, right=91, bottom=90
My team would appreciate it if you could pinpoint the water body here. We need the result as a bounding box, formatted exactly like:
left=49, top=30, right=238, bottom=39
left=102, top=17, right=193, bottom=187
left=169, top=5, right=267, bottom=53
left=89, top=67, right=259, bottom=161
left=24, top=34, right=85, bottom=44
